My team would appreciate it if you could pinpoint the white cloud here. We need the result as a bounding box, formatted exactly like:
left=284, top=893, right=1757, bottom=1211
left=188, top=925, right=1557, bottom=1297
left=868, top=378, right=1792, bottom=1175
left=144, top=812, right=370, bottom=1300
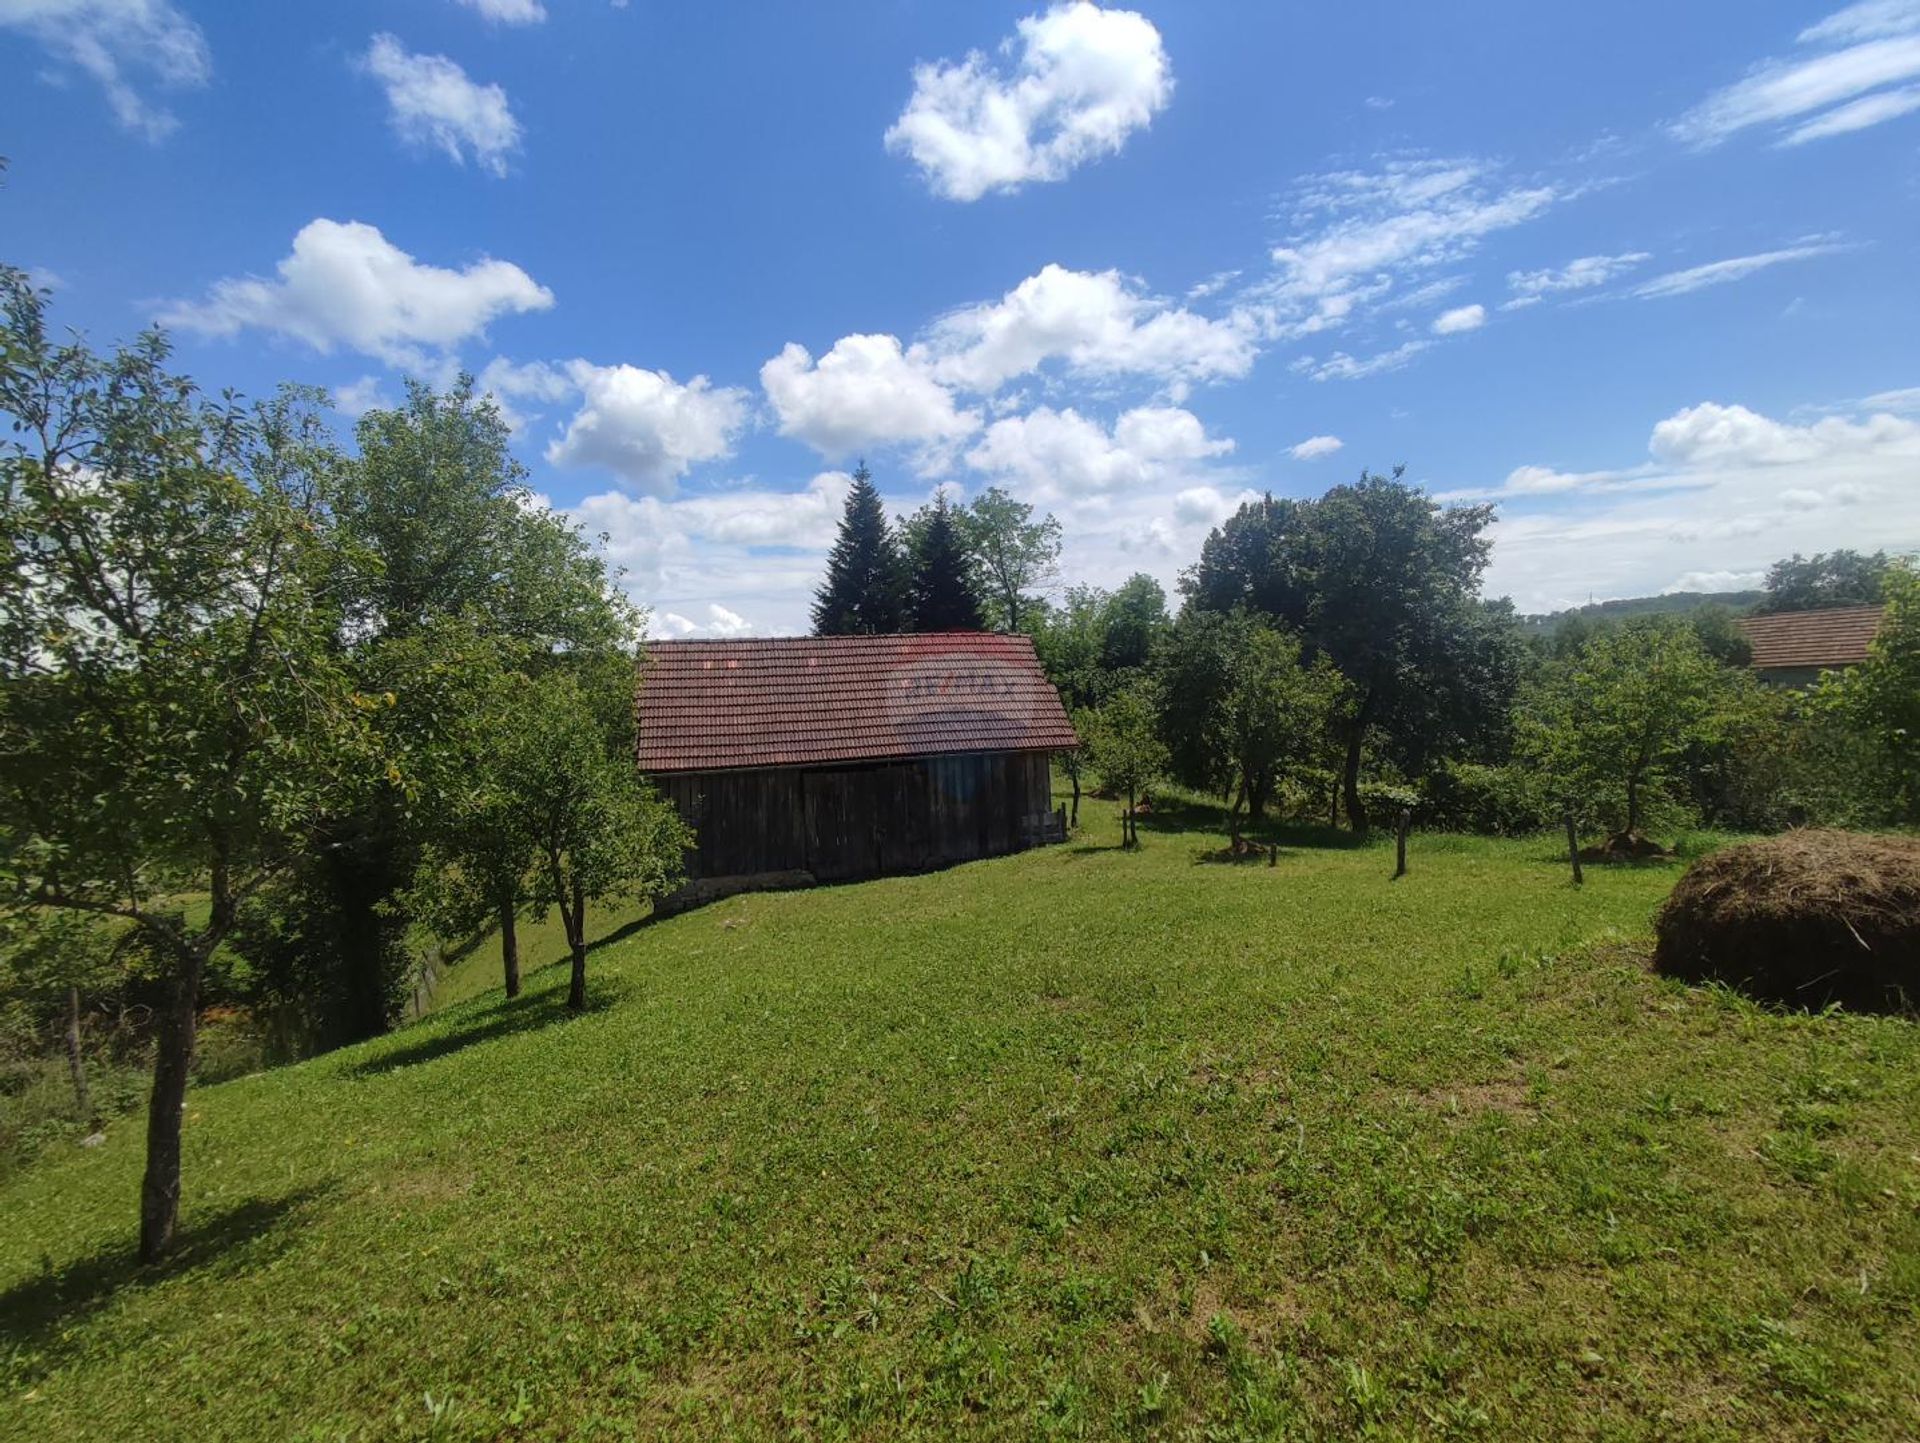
left=761, top=334, right=980, bottom=458
left=966, top=404, right=1232, bottom=500
left=1632, top=243, right=1846, bottom=299
left=1479, top=397, right=1920, bottom=612
left=924, top=263, right=1256, bottom=392
left=575, top=470, right=858, bottom=635
left=1781, top=83, right=1920, bottom=141
left=362, top=34, right=521, bottom=175
left=455, top=0, right=546, bottom=22
left=657, top=603, right=750, bottom=638
left=1431, top=303, right=1486, bottom=335
left=884, top=2, right=1173, bottom=201
left=1248, top=159, right=1559, bottom=342
left=1291, top=340, right=1429, bottom=382
left=0, top=0, right=210, bottom=139
left=159, top=219, right=553, bottom=366
left=1289, top=434, right=1344, bottom=460
left=1648, top=400, right=1920, bottom=467
left=1673, top=3, right=1920, bottom=147
left=1668, top=569, right=1767, bottom=593
left=1860, top=385, right=1920, bottom=411
left=333, top=376, right=392, bottom=418
left=546, top=362, right=749, bottom=492
left=1171, top=485, right=1257, bottom=526
left=1503, top=252, right=1650, bottom=307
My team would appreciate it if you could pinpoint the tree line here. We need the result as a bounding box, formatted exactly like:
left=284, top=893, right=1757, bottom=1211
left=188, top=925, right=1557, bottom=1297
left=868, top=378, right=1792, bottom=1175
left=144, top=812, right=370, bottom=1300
left=0, top=268, right=690, bottom=1259
left=812, top=459, right=1916, bottom=853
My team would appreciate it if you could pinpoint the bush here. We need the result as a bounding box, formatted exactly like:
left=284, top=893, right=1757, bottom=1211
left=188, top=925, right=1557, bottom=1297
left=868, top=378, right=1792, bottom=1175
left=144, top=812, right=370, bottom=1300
left=1420, top=763, right=1557, bottom=835
left=1654, top=830, right=1920, bottom=1012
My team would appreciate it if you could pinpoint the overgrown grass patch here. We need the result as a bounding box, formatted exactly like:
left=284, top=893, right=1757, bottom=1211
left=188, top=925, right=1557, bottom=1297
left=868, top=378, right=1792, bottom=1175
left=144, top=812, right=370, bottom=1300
left=3, top=808, right=1917, bottom=1439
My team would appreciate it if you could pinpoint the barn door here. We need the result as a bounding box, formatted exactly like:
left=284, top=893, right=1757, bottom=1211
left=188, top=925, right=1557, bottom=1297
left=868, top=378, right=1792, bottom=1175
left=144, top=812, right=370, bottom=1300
left=803, top=769, right=878, bottom=882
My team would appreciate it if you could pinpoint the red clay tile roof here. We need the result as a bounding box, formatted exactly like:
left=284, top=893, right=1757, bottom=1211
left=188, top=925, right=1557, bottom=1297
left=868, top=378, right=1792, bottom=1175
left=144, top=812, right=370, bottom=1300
left=1737, top=605, right=1884, bottom=672
left=636, top=632, right=1079, bottom=773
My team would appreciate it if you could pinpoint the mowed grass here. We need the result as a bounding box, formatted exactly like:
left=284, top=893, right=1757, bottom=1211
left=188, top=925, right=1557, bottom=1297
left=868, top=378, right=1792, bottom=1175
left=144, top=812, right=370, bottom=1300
left=4, top=805, right=1919, bottom=1441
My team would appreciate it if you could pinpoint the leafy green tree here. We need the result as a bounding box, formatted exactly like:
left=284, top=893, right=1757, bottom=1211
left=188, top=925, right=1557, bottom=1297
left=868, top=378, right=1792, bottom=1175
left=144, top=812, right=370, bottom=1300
left=905, top=493, right=984, bottom=631
left=1030, top=586, right=1113, bottom=710
left=291, top=378, right=634, bottom=1042
left=1758, top=550, right=1894, bottom=614
left=957, top=486, right=1061, bottom=632
left=812, top=462, right=907, bottom=635
left=512, top=659, right=692, bottom=1009
left=1211, top=622, right=1346, bottom=837
left=1101, top=573, right=1170, bottom=672
left=1085, top=687, right=1167, bottom=848
left=0, top=271, right=372, bottom=1259
left=1518, top=620, right=1734, bottom=843
left=1183, top=473, right=1513, bottom=832
left=1818, top=560, right=1920, bottom=821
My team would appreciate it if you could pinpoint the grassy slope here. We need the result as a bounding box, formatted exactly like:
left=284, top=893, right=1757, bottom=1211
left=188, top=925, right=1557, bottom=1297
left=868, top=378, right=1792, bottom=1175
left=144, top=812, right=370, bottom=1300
left=2, top=807, right=1917, bottom=1441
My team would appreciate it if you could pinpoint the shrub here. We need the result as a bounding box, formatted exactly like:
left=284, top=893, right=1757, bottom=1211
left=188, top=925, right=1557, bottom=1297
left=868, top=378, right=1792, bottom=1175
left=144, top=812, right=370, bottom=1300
left=1420, top=763, right=1557, bottom=835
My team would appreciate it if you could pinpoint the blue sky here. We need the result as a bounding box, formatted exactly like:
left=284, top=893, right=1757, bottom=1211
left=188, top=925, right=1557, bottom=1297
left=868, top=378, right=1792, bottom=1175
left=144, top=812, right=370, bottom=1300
left=5, top=0, right=1918, bottom=635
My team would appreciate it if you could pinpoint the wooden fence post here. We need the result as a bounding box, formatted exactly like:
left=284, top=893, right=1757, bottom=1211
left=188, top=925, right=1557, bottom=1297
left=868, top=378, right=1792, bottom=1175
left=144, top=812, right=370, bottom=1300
left=1394, top=808, right=1410, bottom=879
left=1564, top=810, right=1584, bottom=886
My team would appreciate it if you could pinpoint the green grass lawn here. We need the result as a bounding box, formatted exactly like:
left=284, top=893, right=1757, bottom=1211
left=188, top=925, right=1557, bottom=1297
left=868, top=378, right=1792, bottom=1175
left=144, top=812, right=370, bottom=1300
left=4, top=802, right=1918, bottom=1441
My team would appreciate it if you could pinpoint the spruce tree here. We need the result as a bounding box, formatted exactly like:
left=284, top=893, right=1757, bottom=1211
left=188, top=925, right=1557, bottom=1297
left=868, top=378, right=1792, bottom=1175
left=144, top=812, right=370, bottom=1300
left=812, top=463, right=906, bottom=635
left=907, top=494, right=985, bottom=631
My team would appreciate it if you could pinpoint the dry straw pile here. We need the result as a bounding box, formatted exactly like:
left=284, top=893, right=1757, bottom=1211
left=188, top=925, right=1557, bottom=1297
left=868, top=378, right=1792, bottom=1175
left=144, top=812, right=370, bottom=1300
left=1654, top=829, right=1920, bottom=1012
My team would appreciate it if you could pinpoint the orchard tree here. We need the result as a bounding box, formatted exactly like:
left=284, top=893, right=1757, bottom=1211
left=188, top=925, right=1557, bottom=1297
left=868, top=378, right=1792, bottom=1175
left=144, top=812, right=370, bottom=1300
left=0, top=270, right=371, bottom=1259
left=1210, top=622, right=1346, bottom=841
left=906, top=493, right=985, bottom=631
left=513, top=658, right=691, bottom=1011
left=1819, top=560, right=1920, bottom=821
left=958, top=485, right=1060, bottom=632
left=1519, top=620, right=1734, bottom=844
left=1086, top=687, right=1167, bottom=848
left=812, top=462, right=906, bottom=635
left=288, top=378, right=635, bottom=1042
left=1184, top=472, right=1515, bottom=832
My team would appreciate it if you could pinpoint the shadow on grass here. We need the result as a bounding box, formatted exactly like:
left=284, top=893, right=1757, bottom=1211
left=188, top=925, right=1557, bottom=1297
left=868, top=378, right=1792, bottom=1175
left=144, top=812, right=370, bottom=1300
left=0, top=1184, right=332, bottom=1368
left=350, top=980, right=629, bottom=1078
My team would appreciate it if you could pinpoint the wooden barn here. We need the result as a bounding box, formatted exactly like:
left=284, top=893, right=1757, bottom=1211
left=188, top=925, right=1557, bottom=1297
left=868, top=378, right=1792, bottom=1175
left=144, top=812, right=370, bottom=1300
left=637, top=632, right=1078, bottom=911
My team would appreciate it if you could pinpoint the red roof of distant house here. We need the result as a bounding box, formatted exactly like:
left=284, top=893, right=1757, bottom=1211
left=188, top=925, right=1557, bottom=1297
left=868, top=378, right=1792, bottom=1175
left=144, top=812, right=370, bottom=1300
left=1736, top=605, right=1884, bottom=672
left=636, top=632, right=1078, bottom=773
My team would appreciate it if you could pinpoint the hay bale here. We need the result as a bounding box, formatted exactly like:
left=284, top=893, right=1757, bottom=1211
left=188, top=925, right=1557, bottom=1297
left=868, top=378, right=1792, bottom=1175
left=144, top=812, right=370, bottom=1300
left=1653, top=830, right=1920, bottom=1012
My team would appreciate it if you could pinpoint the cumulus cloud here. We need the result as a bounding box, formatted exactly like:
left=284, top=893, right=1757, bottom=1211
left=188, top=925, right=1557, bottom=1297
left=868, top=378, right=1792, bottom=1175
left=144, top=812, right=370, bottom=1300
left=966, top=404, right=1232, bottom=500
left=1632, top=243, right=1847, bottom=299
left=159, top=219, right=553, bottom=366
left=1289, top=434, right=1344, bottom=460
left=761, top=334, right=980, bottom=458
left=1503, top=252, right=1650, bottom=307
left=657, top=603, right=751, bottom=638
left=1477, top=396, right=1920, bottom=612
left=1431, top=303, right=1486, bottom=335
left=454, top=0, right=546, bottom=22
left=884, top=2, right=1173, bottom=201
left=1246, top=159, right=1559, bottom=344
left=0, top=0, right=210, bottom=139
left=546, top=362, right=749, bottom=492
left=574, top=471, right=859, bottom=634
left=1673, top=3, right=1920, bottom=147
left=924, top=263, right=1256, bottom=392
left=362, top=34, right=521, bottom=175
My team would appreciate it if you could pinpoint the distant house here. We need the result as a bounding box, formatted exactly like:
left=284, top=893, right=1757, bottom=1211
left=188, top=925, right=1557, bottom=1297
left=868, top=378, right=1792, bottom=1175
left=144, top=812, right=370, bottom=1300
left=1736, top=605, right=1884, bottom=686
left=637, top=632, right=1078, bottom=911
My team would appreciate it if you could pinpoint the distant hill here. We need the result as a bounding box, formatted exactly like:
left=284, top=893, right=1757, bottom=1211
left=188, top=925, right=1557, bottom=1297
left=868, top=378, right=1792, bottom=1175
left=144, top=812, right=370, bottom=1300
left=1518, top=589, right=1764, bottom=635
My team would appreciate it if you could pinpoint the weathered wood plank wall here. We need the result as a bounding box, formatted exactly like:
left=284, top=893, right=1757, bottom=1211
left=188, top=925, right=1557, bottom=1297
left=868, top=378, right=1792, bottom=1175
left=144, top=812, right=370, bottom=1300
left=653, top=750, right=1056, bottom=895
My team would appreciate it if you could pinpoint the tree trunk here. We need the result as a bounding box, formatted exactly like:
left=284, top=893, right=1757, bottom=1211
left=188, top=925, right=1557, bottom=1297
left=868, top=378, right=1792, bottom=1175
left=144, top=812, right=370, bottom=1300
left=64, top=984, right=93, bottom=1124
left=1342, top=723, right=1367, bottom=834
left=565, top=877, right=588, bottom=1012
left=1125, top=784, right=1137, bottom=848
left=1625, top=772, right=1640, bottom=836
left=1069, top=766, right=1080, bottom=827
left=140, top=944, right=205, bottom=1264
left=499, top=899, right=521, bottom=1000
